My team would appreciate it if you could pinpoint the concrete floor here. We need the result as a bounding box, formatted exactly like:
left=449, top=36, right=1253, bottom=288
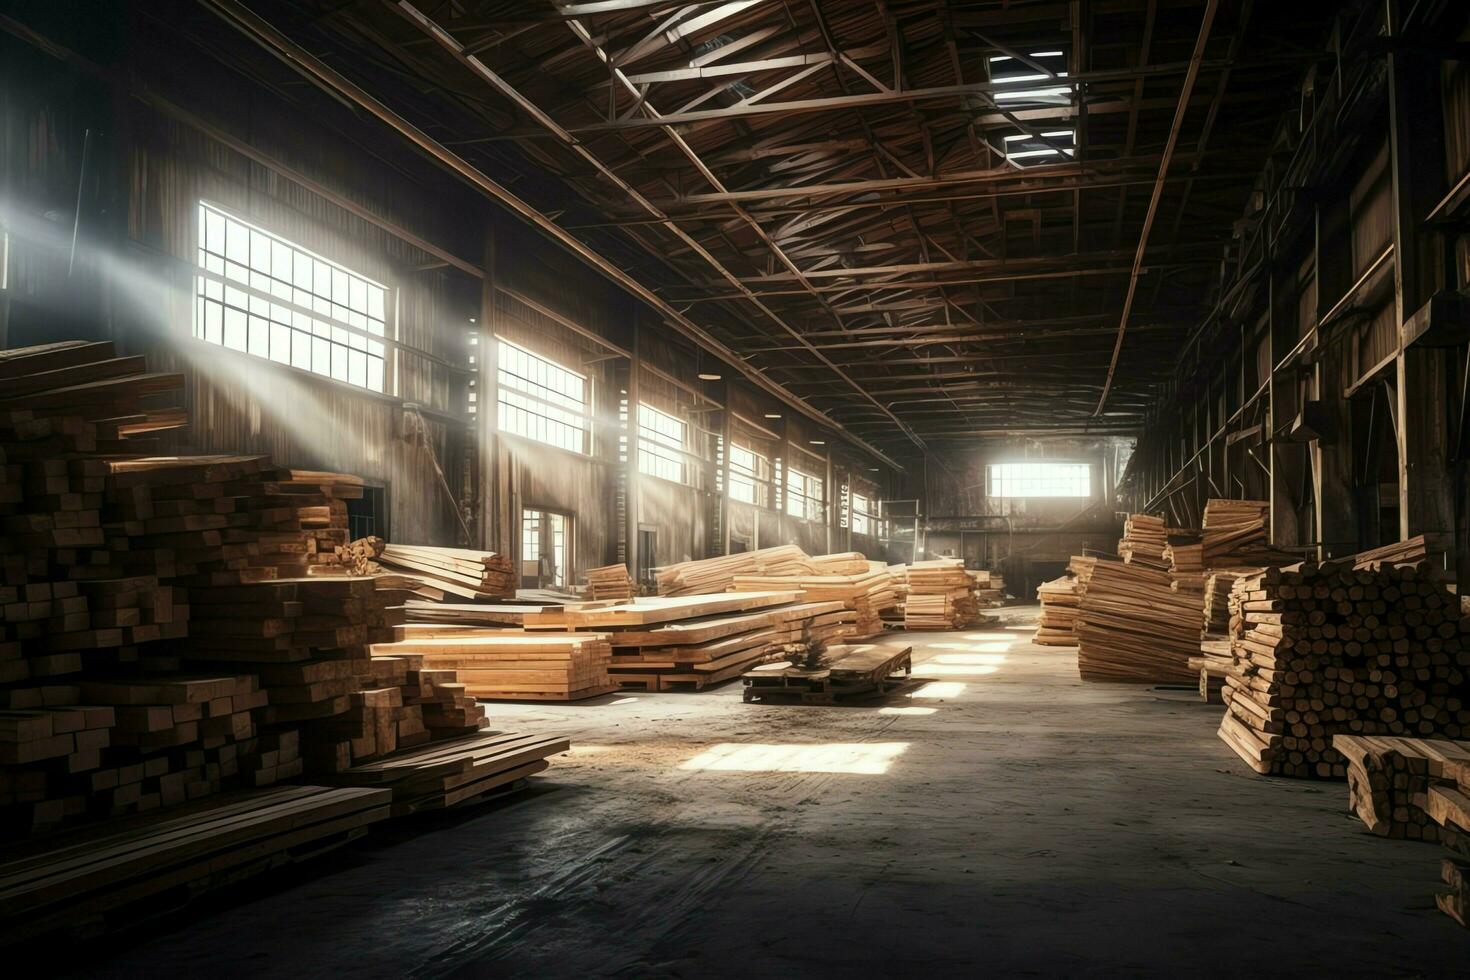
left=77, top=606, right=1466, bottom=977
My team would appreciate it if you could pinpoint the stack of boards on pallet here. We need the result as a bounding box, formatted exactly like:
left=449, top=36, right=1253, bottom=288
left=1117, top=513, right=1167, bottom=567
left=0, top=341, right=568, bottom=929
left=372, top=542, right=513, bottom=600
left=1217, top=561, right=1470, bottom=778
left=742, top=643, right=914, bottom=704
left=902, top=559, right=985, bottom=630
left=1073, top=557, right=1203, bottom=683
left=655, top=545, right=814, bottom=596
left=584, top=563, right=634, bottom=601
left=373, top=628, right=616, bottom=702
left=1034, top=577, right=1080, bottom=645
left=1333, top=735, right=1470, bottom=927
left=563, top=591, right=850, bottom=692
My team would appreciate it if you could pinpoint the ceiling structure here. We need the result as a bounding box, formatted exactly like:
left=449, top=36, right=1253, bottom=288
left=197, top=0, right=1342, bottom=463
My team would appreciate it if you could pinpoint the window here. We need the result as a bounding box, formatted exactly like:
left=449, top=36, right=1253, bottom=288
left=637, top=404, right=687, bottom=483
left=498, top=338, right=590, bottom=454
left=987, top=462, right=1090, bottom=498
left=786, top=467, right=824, bottom=522
left=728, top=444, right=769, bottom=506
left=193, top=202, right=388, bottom=391
left=851, top=493, right=872, bottom=535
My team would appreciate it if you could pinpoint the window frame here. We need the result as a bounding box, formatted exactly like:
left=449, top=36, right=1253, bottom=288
left=727, top=442, right=771, bottom=506
left=636, top=402, right=690, bottom=484
left=986, top=461, right=1091, bottom=498
left=192, top=201, right=393, bottom=393
left=785, top=466, right=825, bottom=522
left=496, top=336, right=592, bottom=455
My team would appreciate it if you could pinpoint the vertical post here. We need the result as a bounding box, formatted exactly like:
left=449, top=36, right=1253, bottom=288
left=479, top=224, right=498, bottom=552
left=824, top=450, right=835, bottom=555
left=719, top=395, right=732, bottom=555
left=626, top=320, right=640, bottom=577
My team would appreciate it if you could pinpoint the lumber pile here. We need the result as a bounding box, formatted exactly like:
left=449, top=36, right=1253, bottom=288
left=654, top=544, right=814, bottom=596
left=810, top=552, right=871, bottom=575
left=731, top=565, right=893, bottom=639
left=1200, top=498, right=1295, bottom=565
left=1164, top=532, right=1207, bottom=596
left=0, top=783, right=391, bottom=946
left=972, top=569, right=1006, bottom=607
left=371, top=631, right=615, bottom=701
left=1117, top=513, right=1168, bottom=567
left=1034, top=576, right=1079, bottom=645
left=1203, top=569, right=1252, bottom=634
left=584, top=563, right=635, bottom=601
left=901, top=559, right=982, bottom=629
left=0, top=341, right=558, bottom=847
left=741, top=643, right=914, bottom=704
left=374, top=544, right=513, bottom=600
left=1216, top=562, right=1470, bottom=778
left=319, top=730, right=570, bottom=815
left=1074, top=559, right=1204, bottom=683
left=1190, top=637, right=1233, bottom=703
left=1332, top=734, right=1470, bottom=929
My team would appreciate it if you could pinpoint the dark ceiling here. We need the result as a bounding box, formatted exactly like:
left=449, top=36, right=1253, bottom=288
left=189, top=0, right=1344, bottom=462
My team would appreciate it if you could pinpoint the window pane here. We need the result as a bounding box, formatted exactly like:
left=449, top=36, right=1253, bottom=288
left=986, top=462, right=1090, bottom=497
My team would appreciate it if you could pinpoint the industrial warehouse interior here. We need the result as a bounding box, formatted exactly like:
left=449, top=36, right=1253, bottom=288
left=2, top=0, right=1470, bottom=974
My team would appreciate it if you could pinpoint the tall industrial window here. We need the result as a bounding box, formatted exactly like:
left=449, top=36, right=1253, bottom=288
left=498, top=338, right=590, bottom=454
left=637, top=404, right=687, bottom=483
left=728, top=444, right=769, bottom=506
left=851, top=492, right=872, bottom=535
left=786, top=468, right=824, bottom=522
left=987, top=462, right=1090, bottom=498
left=194, top=202, right=388, bottom=391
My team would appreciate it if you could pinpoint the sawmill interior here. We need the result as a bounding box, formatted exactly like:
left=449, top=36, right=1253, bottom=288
left=2, top=0, right=1470, bottom=973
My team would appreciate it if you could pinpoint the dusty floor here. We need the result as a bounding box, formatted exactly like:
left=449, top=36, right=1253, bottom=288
left=75, top=606, right=1466, bottom=977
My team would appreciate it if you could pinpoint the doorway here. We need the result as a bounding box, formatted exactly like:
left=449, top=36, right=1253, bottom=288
left=637, top=525, right=657, bottom=589
left=521, top=508, right=571, bottom=588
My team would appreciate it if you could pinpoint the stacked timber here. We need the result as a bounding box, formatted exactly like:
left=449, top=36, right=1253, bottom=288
left=731, top=565, right=892, bottom=639
left=555, top=591, right=850, bottom=691
left=810, top=552, right=871, bottom=575
left=1203, top=569, right=1253, bottom=634
left=972, top=569, right=1005, bottom=607
left=1034, top=577, right=1080, bottom=645
left=374, top=544, right=513, bottom=600
left=0, top=342, right=558, bottom=846
left=584, top=563, right=635, bottom=601
left=1333, top=734, right=1470, bottom=929
left=1190, top=637, right=1234, bottom=703
left=654, top=545, right=814, bottom=596
left=1164, top=532, right=1207, bottom=597
left=1074, top=559, right=1204, bottom=683
left=1216, top=562, right=1470, bottom=779
left=372, top=631, right=615, bottom=701
left=1200, top=499, right=1296, bottom=565
left=1117, top=514, right=1168, bottom=567
left=902, top=559, right=981, bottom=629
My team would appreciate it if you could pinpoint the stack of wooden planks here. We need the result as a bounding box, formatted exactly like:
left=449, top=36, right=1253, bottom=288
left=972, top=569, right=1006, bottom=607
left=0, top=784, right=391, bottom=944
left=563, top=591, right=847, bottom=691
left=374, top=544, right=513, bottom=600
left=1203, top=569, right=1252, bottom=633
left=1117, top=513, right=1168, bottom=567
left=319, top=730, right=570, bottom=815
left=1189, top=637, right=1233, bottom=703
left=730, top=565, right=894, bottom=639
left=584, top=563, right=634, bottom=601
left=810, top=552, right=871, bottom=575
left=371, top=630, right=615, bottom=701
left=1200, top=499, right=1295, bottom=566
left=0, top=342, right=563, bottom=850
left=1164, top=532, right=1207, bottom=596
left=1216, top=562, right=1470, bottom=778
left=655, top=544, right=814, bottom=595
left=1034, top=576, right=1080, bottom=645
left=1075, top=558, right=1204, bottom=683
left=901, top=559, right=982, bottom=629
left=1333, top=735, right=1470, bottom=928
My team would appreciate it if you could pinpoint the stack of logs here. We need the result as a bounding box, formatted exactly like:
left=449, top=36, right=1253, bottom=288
left=1034, top=577, right=1079, bottom=645
left=1334, top=735, right=1470, bottom=927
left=1217, top=561, right=1470, bottom=778
left=1074, top=558, right=1203, bottom=683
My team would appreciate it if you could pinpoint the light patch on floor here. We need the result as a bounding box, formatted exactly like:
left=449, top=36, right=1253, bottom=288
left=608, top=697, right=640, bottom=705
left=916, top=664, right=1000, bottom=676
left=680, top=742, right=908, bottom=775
left=878, top=706, right=938, bottom=716
left=910, top=681, right=967, bottom=699
left=931, top=641, right=1013, bottom=653
left=933, top=653, right=1006, bottom=665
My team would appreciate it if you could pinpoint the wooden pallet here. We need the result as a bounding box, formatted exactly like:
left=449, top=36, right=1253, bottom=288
left=741, top=645, right=913, bottom=704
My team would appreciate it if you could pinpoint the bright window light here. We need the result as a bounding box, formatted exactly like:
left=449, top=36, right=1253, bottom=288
left=987, top=461, right=1090, bottom=498
left=786, top=467, right=825, bottom=522
left=680, top=742, right=909, bottom=775
left=994, top=85, right=1073, bottom=101
left=498, top=338, right=590, bottom=454
left=728, top=443, right=768, bottom=505
left=638, top=403, right=688, bottom=484
left=193, top=201, right=389, bottom=391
